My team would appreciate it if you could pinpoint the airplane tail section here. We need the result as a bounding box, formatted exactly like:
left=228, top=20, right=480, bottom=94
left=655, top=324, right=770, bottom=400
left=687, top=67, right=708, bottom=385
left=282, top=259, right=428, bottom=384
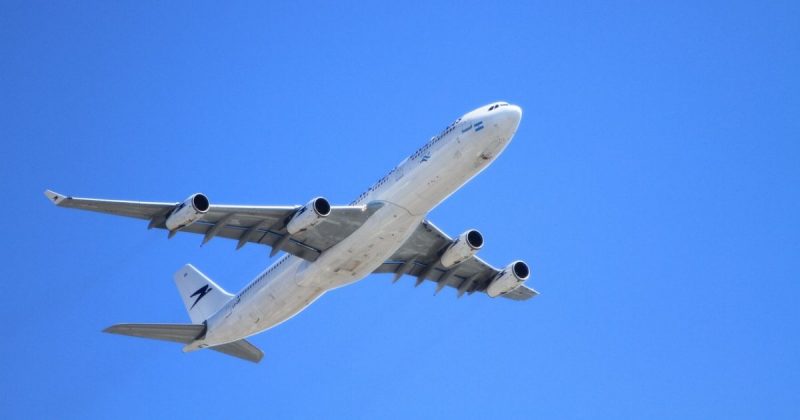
left=104, top=323, right=205, bottom=343
left=102, top=265, right=263, bottom=363
left=174, top=264, right=233, bottom=324
left=104, top=324, right=264, bottom=363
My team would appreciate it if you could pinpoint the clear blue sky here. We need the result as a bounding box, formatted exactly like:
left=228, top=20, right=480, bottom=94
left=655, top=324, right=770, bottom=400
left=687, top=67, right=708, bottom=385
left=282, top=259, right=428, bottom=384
left=2, top=1, right=798, bottom=418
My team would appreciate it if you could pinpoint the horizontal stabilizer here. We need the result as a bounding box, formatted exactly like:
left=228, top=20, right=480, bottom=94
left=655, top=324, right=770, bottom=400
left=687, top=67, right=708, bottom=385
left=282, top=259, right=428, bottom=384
left=210, top=339, right=264, bottom=363
left=104, top=323, right=205, bottom=344
left=104, top=323, right=264, bottom=363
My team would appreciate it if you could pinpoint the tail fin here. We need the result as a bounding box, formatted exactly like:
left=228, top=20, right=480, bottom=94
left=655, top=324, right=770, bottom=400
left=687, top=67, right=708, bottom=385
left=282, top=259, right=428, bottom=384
left=104, top=324, right=264, bottom=363
left=174, top=264, right=233, bottom=324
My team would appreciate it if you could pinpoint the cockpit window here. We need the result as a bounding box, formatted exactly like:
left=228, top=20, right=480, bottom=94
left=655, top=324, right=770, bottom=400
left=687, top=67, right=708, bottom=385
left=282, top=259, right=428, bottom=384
left=488, top=103, right=510, bottom=111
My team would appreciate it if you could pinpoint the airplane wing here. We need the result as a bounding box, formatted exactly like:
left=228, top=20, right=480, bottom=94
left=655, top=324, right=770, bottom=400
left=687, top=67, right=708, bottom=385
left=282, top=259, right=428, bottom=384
left=373, top=220, right=538, bottom=300
left=44, top=190, right=381, bottom=262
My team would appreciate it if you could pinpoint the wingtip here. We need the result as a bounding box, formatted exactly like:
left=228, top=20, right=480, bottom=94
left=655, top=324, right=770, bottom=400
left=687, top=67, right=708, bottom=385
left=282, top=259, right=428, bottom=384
left=44, top=189, right=67, bottom=205
left=101, top=325, right=117, bottom=334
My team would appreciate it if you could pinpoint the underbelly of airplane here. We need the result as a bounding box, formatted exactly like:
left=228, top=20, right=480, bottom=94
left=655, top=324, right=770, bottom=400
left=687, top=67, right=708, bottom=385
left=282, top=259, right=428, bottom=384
left=306, top=201, right=423, bottom=288
left=206, top=201, right=423, bottom=344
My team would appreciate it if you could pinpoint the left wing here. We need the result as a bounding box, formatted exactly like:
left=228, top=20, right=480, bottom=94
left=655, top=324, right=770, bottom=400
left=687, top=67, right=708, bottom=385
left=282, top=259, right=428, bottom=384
left=373, top=220, right=538, bottom=300
left=45, top=190, right=380, bottom=262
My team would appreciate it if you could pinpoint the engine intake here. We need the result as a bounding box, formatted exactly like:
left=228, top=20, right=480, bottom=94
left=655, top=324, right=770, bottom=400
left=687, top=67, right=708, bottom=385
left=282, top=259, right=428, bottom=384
left=486, top=260, right=530, bottom=297
left=286, top=197, right=331, bottom=235
left=440, top=229, right=484, bottom=268
left=165, top=193, right=210, bottom=231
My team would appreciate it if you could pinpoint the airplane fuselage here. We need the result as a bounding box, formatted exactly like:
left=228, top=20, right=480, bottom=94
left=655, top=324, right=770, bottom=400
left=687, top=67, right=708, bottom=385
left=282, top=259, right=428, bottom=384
left=194, top=103, right=523, bottom=348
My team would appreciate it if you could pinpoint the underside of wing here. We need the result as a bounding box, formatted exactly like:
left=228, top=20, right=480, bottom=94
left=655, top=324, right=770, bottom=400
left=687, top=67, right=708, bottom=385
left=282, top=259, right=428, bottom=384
left=374, top=220, right=538, bottom=300
left=45, top=190, right=175, bottom=220
left=45, top=190, right=380, bottom=262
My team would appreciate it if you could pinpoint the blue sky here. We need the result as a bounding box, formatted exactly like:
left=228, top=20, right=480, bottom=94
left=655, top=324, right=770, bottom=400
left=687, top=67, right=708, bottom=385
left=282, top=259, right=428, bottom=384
left=2, top=1, right=799, bottom=418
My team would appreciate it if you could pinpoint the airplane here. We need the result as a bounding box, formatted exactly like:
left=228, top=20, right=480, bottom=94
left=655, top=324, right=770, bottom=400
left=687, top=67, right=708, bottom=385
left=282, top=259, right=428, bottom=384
left=45, top=101, right=537, bottom=363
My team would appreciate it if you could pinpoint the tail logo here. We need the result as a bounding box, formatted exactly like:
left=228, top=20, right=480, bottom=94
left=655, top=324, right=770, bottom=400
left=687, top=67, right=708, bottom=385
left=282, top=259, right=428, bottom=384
left=189, top=285, right=213, bottom=309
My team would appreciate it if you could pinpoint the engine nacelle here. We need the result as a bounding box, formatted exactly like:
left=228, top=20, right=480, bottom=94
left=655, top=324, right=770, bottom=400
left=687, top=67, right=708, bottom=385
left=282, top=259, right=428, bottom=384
left=286, top=197, right=331, bottom=235
left=440, top=229, right=484, bottom=268
left=165, top=193, right=210, bottom=231
left=486, top=261, right=530, bottom=297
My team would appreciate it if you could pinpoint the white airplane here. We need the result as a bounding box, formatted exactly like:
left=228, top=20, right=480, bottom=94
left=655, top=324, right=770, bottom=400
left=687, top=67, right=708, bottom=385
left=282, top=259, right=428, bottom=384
left=45, top=102, right=537, bottom=363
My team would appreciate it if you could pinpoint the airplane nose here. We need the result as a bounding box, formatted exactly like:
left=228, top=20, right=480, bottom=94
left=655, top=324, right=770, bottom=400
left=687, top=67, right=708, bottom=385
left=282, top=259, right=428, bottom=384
left=502, top=104, right=522, bottom=126
left=491, top=104, right=522, bottom=132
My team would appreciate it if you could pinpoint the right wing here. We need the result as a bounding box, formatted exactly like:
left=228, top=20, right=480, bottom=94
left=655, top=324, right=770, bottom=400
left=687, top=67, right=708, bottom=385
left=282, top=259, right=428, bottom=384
left=373, top=220, right=538, bottom=300
left=45, top=190, right=381, bottom=262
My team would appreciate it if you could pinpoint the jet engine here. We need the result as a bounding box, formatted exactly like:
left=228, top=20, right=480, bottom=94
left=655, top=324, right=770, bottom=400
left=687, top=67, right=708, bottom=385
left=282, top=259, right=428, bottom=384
left=486, top=261, right=530, bottom=297
left=165, top=193, right=210, bottom=231
left=286, top=197, right=331, bottom=235
left=439, top=229, right=484, bottom=268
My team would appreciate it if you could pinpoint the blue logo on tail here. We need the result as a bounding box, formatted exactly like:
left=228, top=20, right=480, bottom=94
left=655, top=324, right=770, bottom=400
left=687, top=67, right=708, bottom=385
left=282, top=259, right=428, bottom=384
left=189, top=285, right=212, bottom=309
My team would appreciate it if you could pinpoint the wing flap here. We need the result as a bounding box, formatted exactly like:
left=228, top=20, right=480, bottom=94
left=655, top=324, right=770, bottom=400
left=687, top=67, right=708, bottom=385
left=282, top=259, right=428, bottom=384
left=500, top=284, right=539, bottom=301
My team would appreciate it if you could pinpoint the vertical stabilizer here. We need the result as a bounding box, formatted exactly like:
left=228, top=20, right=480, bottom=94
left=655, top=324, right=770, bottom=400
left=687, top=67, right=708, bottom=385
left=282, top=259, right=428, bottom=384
left=174, top=264, right=233, bottom=324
